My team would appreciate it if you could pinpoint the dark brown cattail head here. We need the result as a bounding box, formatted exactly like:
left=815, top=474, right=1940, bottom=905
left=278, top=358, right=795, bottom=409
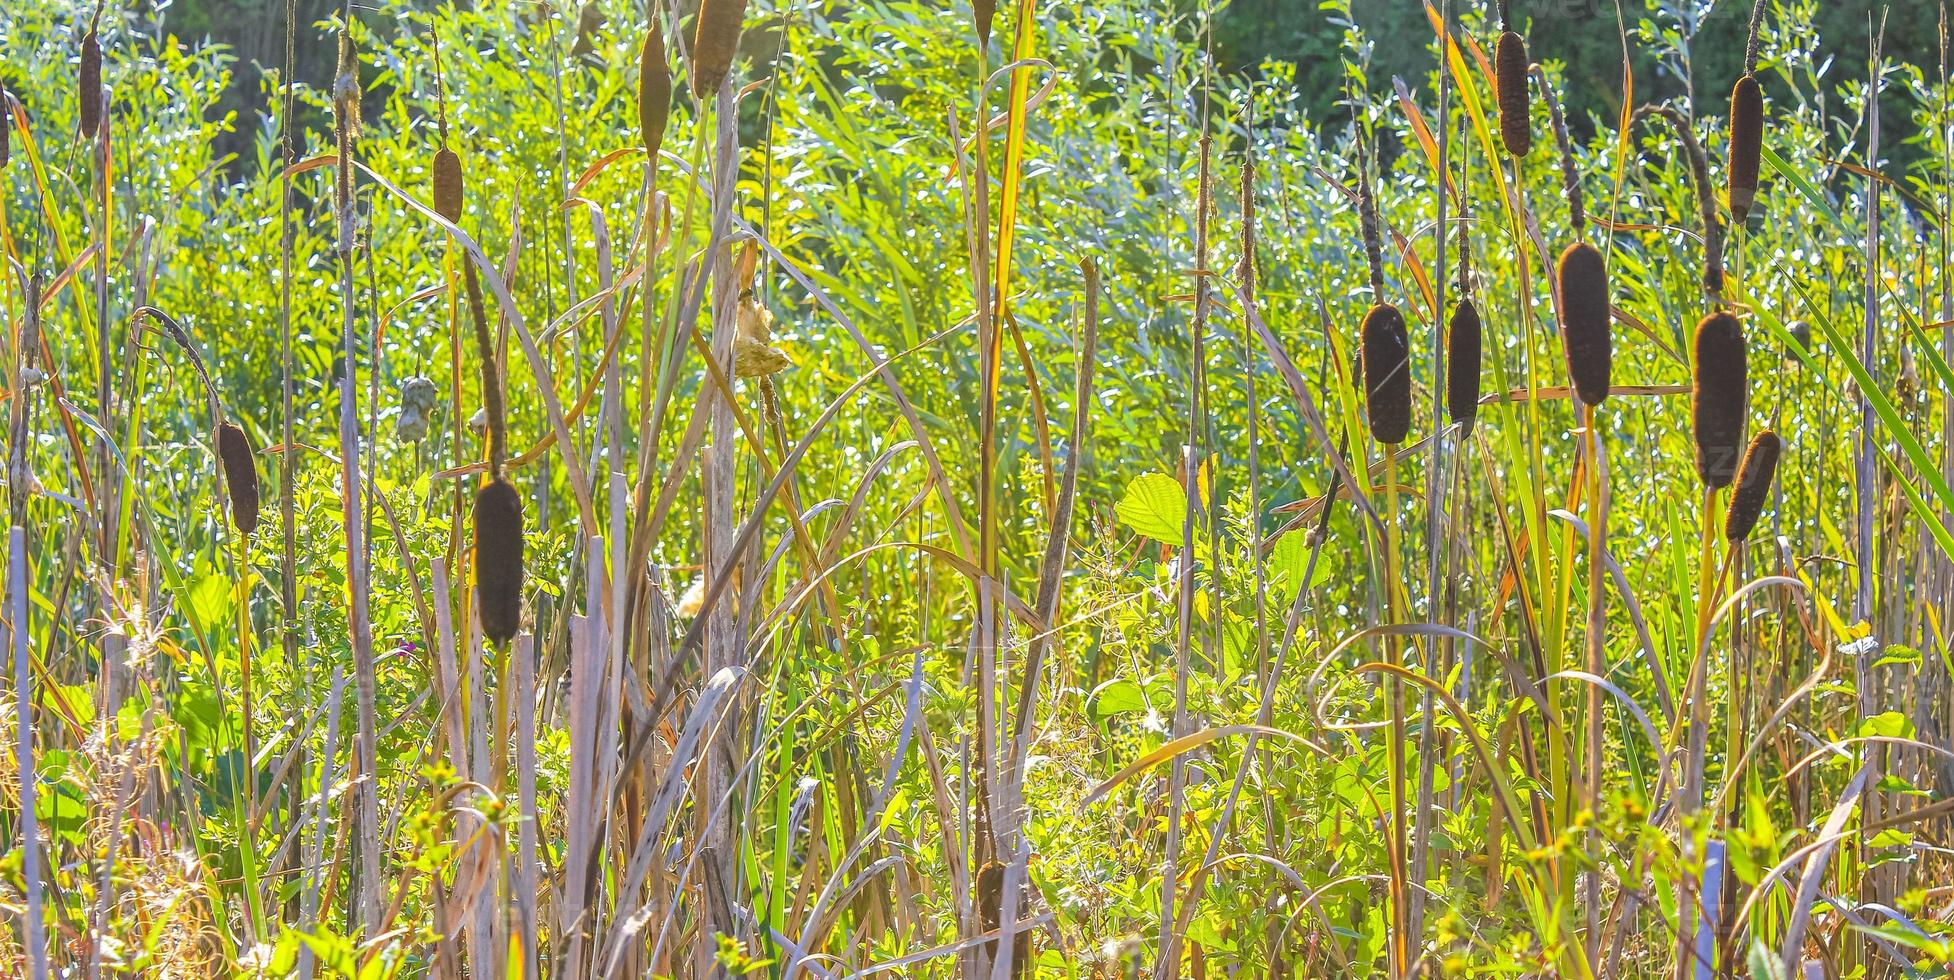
left=1446, top=297, right=1482, bottom=432
left=79, top=16, right=103, bottom=139
left=1691, top=311, right=1749, bottom=488
left=1728, top=73, right=1763, bottom=223
left=975, top=860, right=1030, bottom=977
left=975, top=0, right=997, bottom=50
left=1556, top=242, right=1611, bottom=405
left=1, top=88, right=12, bottom=168
left=1724, top=430, right=1780, bottom=541
left=474, top=476, right=524, bottom=646
left=215, top=422, right=260, bottom=537
left=432, top=146, right=463, bottom=224
left=1362, top=303, right=1412, bottom=445
left=568, top=1, right=606, bottom=58
left=639, top=25, right=672, bottom=162
left=690, top=0, right=750, bottom=99
left=1495, top=31, right=1531, bottom=158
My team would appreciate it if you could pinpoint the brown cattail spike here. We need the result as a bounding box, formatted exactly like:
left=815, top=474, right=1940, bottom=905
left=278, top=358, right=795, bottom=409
left=690, top=0, right=750, bottom=99
left=79, top=13, right=103, bottom=138
left=1495, top=31, right=1531, bottom=158
left=1691, top=311, right=1749, bottom=488
left=1728, top=74, right=1763, bottom=223
left=432, top=146, right=464, bottom=224
left=1, top=88, right=12, bottom=167
left=639, top=24, right=672, bottom=163
left=1557, top=242, right=1611, bottom=405
left=975, top=0, right=997, bottom=50
left=1362, top=303, right=1412, bottom=445
left=1446, top=297, right=1482, bottom=432
left=975, top=861, right=1030, bottom=977
left=1724, top=430, right=1780, bottom=541
left=474, top=476, right=524, bottom=646
left=216, top=422, right=261, bottom=536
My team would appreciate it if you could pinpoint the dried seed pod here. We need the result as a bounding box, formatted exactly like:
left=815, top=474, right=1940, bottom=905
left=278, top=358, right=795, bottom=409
left=975, top=0, right=997, bottom=49
left=976, top=860, right=1030, bottom=978
left=1446, top=297, right=1482, bottom=432
left=690, top=0, right=750, bottom=99
left=1724, top=430, right=1780, bottom=541
left=216, top=422, right=260, bottom=536
left=1, top=88, right=12, bottom=167
left=473, top=476, right=524, bottom=646
left=1691, top=311, right=1748, bottom=489
left=1728, top=73, right=1763, bottom=223
left=1495, top=31, right=1531, bottom=158
left=568, top=1, right=606, bottom=58
left=1362, top=303, right=1412, bottom=445
left=1556, top=242, right=1611, bottom=405
left=432, top=146, right=464, bottom=224
left=638, top=25, right=671, bottom=162
left=1785, top=319, right=1811, bottom=353
left=79, top=17, right=103, bottom=138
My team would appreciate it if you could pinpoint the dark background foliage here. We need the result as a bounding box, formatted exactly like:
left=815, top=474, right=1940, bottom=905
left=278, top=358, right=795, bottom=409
left=74, top=0, right=1954, bottom=169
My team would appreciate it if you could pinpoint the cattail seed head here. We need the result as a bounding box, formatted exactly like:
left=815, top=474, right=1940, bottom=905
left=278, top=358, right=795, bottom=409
left=1495, top=31, right=1531, bottom=158
left=1691, top=311, right=1749, bottom=488
left=1556, top=242, right=1611, bottom=405
left=79, top=19, right=103, bottom=138
left=1728, top=74, right=1763, bottom=223
left=976, top=860, right=1030, bottom=977
left=474, top=476, right=524, bottom=646
left=1362, top=303, right=1412, bottom=445
left=432, top=146, right=463, bottom=224
left=1446, top=297, right=1482, bottom=432
left=1, top=88, right=12, bottom=167
left=1724, top=430, right=1780, bottom=541
left=1785, top=319, right=1811, bottom=353
left=215, top=422, right=260, bottom=537
left=639, top=26, right=672, bottom=163
left=974, top=0, right=997, bottom=49
left=690, top=0, right=750, bottom=99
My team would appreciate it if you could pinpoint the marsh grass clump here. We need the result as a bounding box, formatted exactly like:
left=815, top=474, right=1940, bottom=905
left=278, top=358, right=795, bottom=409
left=1557, top=243, right=1610, bottom=405
left=1724, top=430, right=1780, bottom=541
left=1691, top=311, right=1749, bottom=488
left=690, top=0, right=750, bottom=98
left=473, top=476, right=524, bottom=645
left=215, top=422, right=260, bottom=536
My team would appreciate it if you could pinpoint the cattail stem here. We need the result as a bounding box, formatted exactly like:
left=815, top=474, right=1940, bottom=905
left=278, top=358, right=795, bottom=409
left=1639, top=105, right=1725, bottom=297
left=1534, top=65, right=1584, bottom=234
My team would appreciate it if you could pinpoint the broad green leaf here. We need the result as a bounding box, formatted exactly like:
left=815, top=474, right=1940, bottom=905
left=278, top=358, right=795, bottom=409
left=1117, top=473, right=1189, bottom=543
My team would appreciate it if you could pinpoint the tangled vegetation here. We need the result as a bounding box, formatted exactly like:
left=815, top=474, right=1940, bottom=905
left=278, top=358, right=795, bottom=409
left=2, top=0, right=1953, bottom=977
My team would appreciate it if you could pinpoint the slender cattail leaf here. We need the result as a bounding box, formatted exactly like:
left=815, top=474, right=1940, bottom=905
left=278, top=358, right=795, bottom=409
left=1724, top=430, right=1781, bottom=541
left=1495, top=31, right=1531, bottom=157
left=216, top=422, right=260, bottom=536
left=1557, top=242, right=1611, bottom=405
left=1362, top=303, right=1412, bottom=445
left=474, top=477, right=524, bottom=646
left=1446, top=298, right=1482, bottom=431
left=690, top=0, right=750, bottom=98
left=639, top=24, right=672, bottom=162
left=1728, top=73, right=1763, bottom=222
left=1692, top=311, right=1749, bottom=488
